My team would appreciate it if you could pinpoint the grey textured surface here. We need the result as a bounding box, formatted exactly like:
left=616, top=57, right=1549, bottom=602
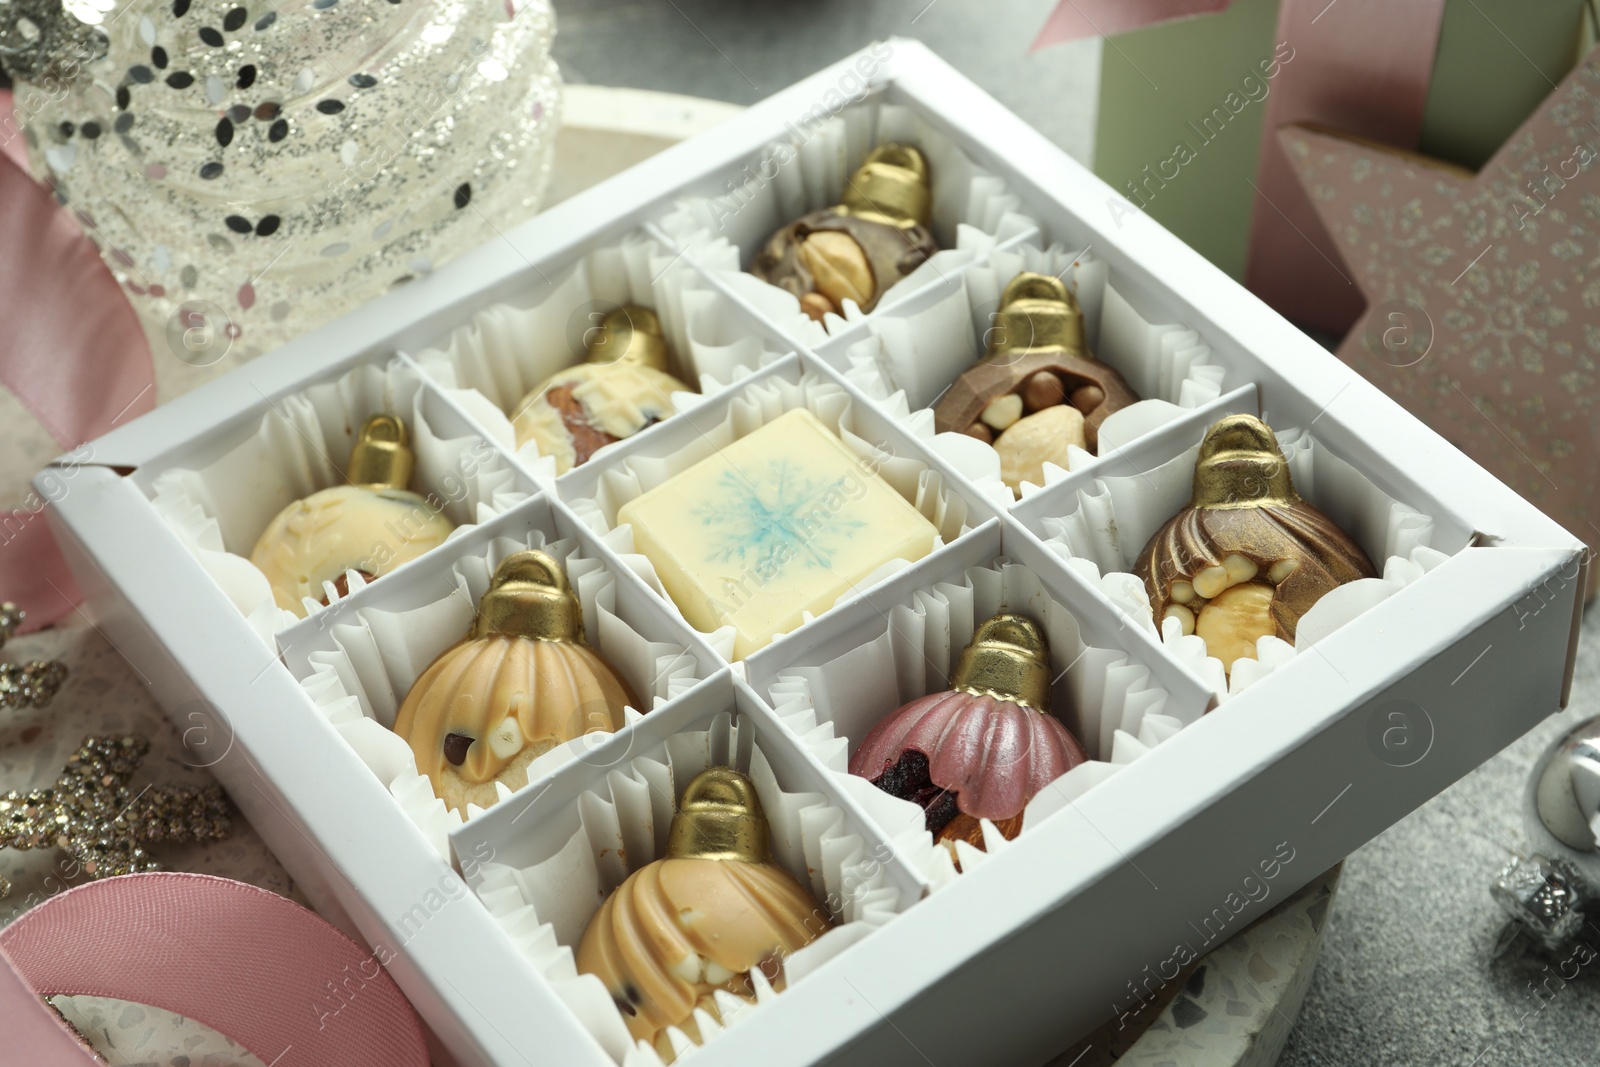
left=547, top=4, right=1600, bottom=1065
left=1278, top=609, right=1600, bottom=1067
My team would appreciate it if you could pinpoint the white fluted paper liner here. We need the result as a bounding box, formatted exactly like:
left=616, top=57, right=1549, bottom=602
left=655, top=97, right=1038, bottom=336
left=288, top=531, right=706, bottom=857
left=563, top=373, right=974, bottom=660
left=148, top=357, right=529, bottom=646
left=1039, top=426, right=1443, bottom=698
left=467, top=713, right=903, bottom=1066
left=844, top=250, right=1231, bottom=502
left=406, top=233, right=799, bottom=484
left=766, top=558, right=1182, bottom=888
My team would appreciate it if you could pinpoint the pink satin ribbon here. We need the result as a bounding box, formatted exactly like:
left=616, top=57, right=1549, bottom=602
left=0, top=872, right=429, bottom=1066
left=0, top=89, right=155, bottom=633
left=0, top=90, right=27, bottom=169
left=1244, top=0, right=1446, bottom=333
left=1032, top=0, right=1234, bottom=48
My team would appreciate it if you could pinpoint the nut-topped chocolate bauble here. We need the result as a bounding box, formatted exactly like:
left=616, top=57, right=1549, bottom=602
left=250, top=414, right=454, bottom=616
left=576, top=767, right=830, bottom=1060
left=1133, top=415, right=1377, bottom=676
left=392, top=550, right=636, bottom=814
left=510, top=305, right=693, bottom=474
left=849, top=614, right=1088, bottom=855
left=751, top=143, right=939, bottom=322
left=935, top=272, right=1140, bottom=496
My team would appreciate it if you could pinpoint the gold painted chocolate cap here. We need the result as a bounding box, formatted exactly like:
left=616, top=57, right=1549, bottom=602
left=987, top=273, right=1088, bottom=363
left=472, top=550, right=586, bottom=642
left=840, top=143, right=932, bottom=228
left=1190, top=414, right=1301, bottom=510
left=951, top=613, right=1051, bottom=712
left=587, top=305, right=670, bottom=373
left=347, top=414, right=414, bottom=491
left=665, top=767, right=771, bottom=863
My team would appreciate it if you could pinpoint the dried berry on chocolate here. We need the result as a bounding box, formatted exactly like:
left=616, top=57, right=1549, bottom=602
left=850, top=613, right=1087, bottom=856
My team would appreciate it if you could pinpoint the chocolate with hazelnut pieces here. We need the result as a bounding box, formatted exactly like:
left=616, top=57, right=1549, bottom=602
left=1132, top=415, right=1377, bottom=677
left=934, top=272, right=1140, bottom=496
left=751, top=142, right=939, bottom=321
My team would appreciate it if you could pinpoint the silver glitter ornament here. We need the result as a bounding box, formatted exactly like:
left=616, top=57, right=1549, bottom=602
left=1532, top=722, right=1600, bottom=855
left=1491, top=853, right=1590, bottom=953
left=0, top=734, right=231, bottom=897
left=0, top=0, right=109, bottom=84
left=1492, top=717, right=1600, bottom=951
left=6, top=0, right=561, bottom=361
left=0, top=602, right=68, bottom=709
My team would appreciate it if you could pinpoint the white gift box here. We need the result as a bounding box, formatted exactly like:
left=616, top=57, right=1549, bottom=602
left=39, top=40, right=1585, bottom=1067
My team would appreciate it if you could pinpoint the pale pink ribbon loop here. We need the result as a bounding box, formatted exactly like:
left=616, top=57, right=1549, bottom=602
left=0, top=872, right=430, bottom=1066
left=0, top=90, right=155, bottom=633
left=1032, top=0, right=1234, bottom=48
left=1244, top=0, right=1446, bottom=332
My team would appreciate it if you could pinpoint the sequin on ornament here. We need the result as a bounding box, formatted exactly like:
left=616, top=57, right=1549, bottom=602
left=0, top=0, right=559, bottom=359
left=0, top=735, right=231, bottom=897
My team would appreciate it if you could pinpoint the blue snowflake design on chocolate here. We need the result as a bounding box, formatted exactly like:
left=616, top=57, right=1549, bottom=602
left=693, top=460, right=866, bottom=580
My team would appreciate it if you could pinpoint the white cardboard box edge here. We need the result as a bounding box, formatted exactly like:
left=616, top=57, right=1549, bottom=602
left=31, top=37, right=1589, bottom=1067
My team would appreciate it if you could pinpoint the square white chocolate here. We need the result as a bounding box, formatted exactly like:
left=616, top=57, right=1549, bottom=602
left=617, top=409, right=939, bottom=658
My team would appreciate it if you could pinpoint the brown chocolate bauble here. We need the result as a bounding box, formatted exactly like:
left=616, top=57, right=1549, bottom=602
left=1132, top=415, right=1377, bottom=677
left=751, top=143, right=939, bottom=320
left=933, top=272, right=1139, bottom=453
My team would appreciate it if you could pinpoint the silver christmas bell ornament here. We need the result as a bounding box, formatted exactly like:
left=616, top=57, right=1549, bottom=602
left=1491, top=717, right=1600, bottom=951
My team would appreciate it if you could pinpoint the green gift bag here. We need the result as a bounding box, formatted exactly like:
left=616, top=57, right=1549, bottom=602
left=1093, top=0, right=1589, bottom=292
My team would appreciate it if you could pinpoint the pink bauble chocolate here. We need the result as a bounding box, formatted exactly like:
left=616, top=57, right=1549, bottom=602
left=850, top=688, right=1086, bottom=822
left=848, top=614, right=1088, bottom=850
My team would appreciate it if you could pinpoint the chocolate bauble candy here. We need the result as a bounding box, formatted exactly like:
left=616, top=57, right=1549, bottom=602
left=393, top=550, right=635, bottom=813
left=1132, top=415, right=1377, bottom=676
